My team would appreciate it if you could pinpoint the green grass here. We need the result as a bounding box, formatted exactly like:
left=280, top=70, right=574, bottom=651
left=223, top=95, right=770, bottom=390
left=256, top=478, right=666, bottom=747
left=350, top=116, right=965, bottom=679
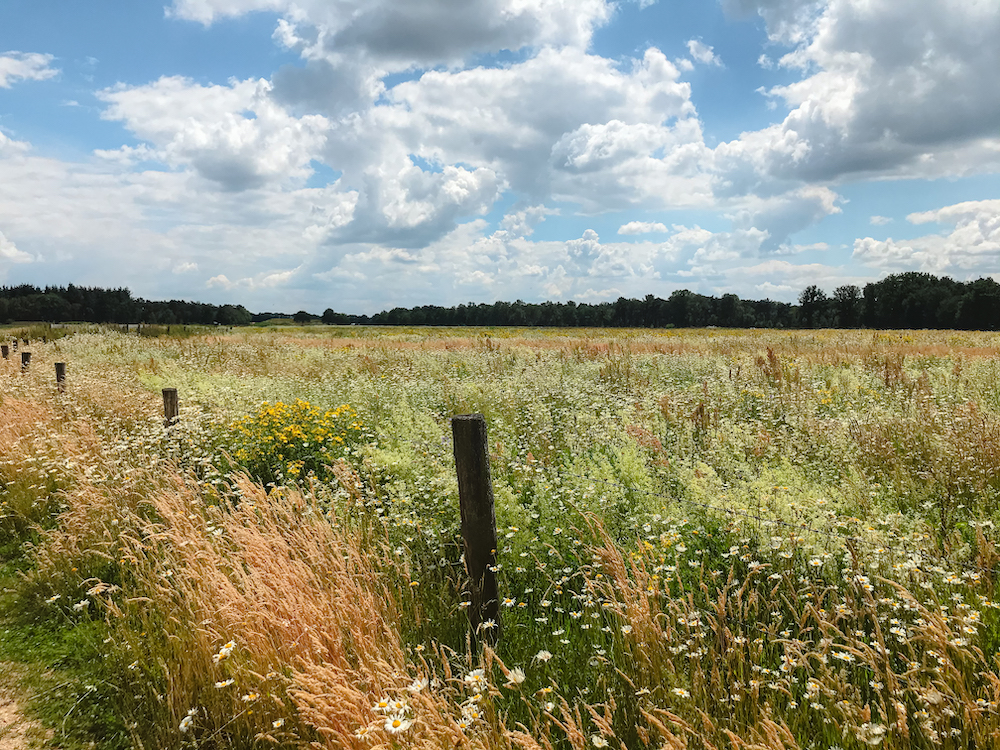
left=0, top=541, right=134, bottom=749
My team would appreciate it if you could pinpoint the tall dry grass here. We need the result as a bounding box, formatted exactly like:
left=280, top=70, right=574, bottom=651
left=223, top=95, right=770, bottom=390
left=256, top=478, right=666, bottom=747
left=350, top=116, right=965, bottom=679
left=26, top=451, right=512, bottom=749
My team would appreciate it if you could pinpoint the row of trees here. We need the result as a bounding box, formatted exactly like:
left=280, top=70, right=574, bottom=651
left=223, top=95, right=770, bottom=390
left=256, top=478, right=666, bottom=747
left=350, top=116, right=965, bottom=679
left=318, top=292, right=800, bottom=328
left=798, top=274, right=1000, bottom=330
left=0, top=285, right=253, bottom=325
left=4, top=273, right=1000, bottom=330
left=315, top=273, right=1000, bottom=330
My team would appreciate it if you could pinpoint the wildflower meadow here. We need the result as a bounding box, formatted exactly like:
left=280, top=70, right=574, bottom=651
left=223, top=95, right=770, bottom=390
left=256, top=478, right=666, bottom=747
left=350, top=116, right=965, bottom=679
left=2, top=324, right=1000, bottom=750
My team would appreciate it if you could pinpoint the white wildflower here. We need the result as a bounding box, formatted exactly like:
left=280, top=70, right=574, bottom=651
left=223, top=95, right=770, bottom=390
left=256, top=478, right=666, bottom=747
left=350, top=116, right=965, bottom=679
left=384, top=714, right=412, bottom=734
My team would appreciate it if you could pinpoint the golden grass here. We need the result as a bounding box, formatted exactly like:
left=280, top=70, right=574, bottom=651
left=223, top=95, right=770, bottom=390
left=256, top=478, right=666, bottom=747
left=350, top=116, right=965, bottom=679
left=18, top=423, right=503, bottom=750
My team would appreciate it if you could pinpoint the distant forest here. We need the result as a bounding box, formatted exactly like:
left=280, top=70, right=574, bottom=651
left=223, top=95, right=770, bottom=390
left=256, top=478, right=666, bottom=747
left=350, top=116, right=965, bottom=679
left=4, top=272, right=1000, bottom=329
left=0, top=284, right=253, bottom=326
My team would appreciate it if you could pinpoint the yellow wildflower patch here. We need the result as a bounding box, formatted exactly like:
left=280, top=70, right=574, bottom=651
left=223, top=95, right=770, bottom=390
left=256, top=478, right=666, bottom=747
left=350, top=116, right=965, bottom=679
left=228, top=400, right=363, bottom=485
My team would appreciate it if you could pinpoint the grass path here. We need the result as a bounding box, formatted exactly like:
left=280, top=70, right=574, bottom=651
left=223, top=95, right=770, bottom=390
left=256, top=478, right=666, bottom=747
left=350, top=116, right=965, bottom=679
left=0, top=665, right=49, bottom=750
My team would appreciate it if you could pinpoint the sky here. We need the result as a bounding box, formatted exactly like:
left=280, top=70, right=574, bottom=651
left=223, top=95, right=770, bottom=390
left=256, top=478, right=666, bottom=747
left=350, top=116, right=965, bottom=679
left=1, top=0, right=999, bottom=314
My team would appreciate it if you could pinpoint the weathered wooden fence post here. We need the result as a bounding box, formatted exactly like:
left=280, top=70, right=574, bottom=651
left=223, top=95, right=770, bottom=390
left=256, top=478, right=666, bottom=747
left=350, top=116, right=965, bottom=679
left=452, top=413, right=501, bottom=647
left=162, top=388, right=179, bottom=427
left=1, top=345, right=7, bottom=359
left=55, top=362, right=66, bottom=392
left=20, top=352, right=31, bottom=370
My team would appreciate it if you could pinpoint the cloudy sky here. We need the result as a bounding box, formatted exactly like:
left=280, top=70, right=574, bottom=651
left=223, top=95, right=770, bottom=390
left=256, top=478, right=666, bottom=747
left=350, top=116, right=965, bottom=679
left=2, top=0, right=999, bottom=313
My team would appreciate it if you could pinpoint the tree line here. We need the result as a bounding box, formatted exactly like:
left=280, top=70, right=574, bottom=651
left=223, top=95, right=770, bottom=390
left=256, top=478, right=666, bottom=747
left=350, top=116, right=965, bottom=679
left=4, top=272, right=1000, bottom=329
left=315, top=292, right=798, bottom=328
left=0, top=284, right=252, bottom=326
left=315, top=273, right=1000, bottom=330
left=801, top=273, right=1000, bottom=330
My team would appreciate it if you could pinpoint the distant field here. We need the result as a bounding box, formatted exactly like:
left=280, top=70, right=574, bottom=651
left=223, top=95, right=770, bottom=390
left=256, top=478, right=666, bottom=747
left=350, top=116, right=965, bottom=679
left=2, top=325, right=1000, bottom=750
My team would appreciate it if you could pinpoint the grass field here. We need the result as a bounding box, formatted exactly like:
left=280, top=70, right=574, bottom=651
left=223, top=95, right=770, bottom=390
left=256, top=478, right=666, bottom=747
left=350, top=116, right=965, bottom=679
left=3, top=324, right=1000, bottom=750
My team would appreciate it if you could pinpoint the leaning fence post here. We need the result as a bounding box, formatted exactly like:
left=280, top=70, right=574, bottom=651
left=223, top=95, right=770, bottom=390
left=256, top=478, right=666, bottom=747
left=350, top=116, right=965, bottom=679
left=452, top=413, right=501, bottom=647
left=55, top=362, right=66, bottom=392
left=20, top=352, right=31, bottom=370
left=162, top=388, right=179, bottom=427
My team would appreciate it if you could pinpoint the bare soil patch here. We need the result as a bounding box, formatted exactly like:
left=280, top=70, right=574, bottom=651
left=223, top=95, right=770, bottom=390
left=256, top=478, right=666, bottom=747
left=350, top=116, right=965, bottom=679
left=0, top=666, right=49, bottom=750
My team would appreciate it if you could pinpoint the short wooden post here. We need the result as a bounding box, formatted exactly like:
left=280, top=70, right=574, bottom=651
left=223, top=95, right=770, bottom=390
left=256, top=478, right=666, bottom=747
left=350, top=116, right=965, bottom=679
left=1, top=345, right=7, bottom=359
left=452, top=414, right=501, bottom=647
left=55, top=362, right=66, bottom=392
left=162, top=388, right=179, bottom=427
left=20, top=352, right=31, bottom=370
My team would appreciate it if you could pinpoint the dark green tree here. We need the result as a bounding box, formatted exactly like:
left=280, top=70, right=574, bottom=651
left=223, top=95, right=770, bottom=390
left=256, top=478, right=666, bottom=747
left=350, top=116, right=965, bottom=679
left=322, top=308, right=348, bottom=325
left=798, top=285, right=828, bottom=328
left=832, top=285, right=862, bottom=327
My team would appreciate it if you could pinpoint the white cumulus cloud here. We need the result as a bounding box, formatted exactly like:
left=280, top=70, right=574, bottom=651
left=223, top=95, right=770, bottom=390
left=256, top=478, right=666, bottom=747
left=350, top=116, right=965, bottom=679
left=288, top=44, right=714, bottom=245
left=0, top=51, right=58, bottom=88
left=853, top=199, right=1000, bottom=275
left=716, top=0, right=1000, bottom=188
left=168, top=0, right=613, bottom=65
left=686, top=39, right=722, bottom=66
left=618, top=221, right=668, bottom=235
left=0, top=231, right=34, bottom=263
left=355, top=47, right=707, bottom=213
left=98, top=76, right=329, bottom=191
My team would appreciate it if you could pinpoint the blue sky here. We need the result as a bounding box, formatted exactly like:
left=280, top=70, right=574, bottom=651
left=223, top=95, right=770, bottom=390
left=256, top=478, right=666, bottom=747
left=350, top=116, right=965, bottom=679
left=2, top=0, right=999, bottom=314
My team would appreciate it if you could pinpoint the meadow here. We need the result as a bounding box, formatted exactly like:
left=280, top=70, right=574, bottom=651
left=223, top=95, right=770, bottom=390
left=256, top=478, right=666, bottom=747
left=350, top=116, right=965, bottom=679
left=2, top=324, right=1000, bottom=750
